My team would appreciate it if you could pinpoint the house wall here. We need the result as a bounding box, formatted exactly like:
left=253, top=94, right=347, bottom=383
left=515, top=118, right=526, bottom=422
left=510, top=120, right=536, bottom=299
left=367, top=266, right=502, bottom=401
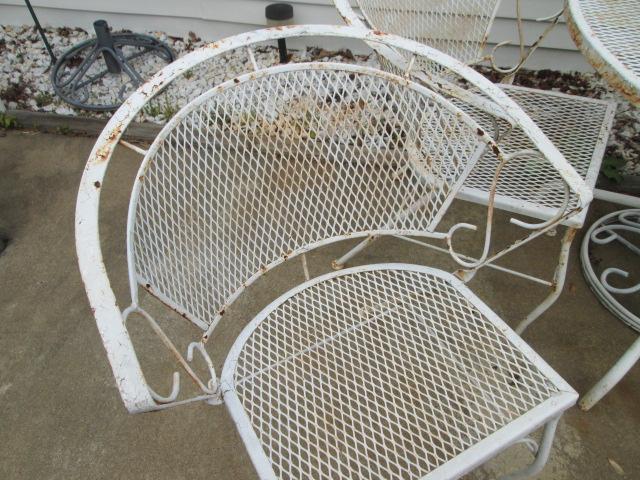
left=0, top=0, right=592, bottom=72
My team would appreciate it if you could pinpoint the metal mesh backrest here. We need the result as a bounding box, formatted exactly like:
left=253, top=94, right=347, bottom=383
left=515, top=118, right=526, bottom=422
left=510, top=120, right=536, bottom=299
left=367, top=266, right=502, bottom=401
left=130, top=64, right=486, bottom=329
left=356, top=0, right=500, bottom=65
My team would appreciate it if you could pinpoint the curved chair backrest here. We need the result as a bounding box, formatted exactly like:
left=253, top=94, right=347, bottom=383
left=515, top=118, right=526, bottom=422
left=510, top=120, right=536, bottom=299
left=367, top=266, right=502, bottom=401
left=347, top=0, right=501, bottom=65
left=128, top=62, right=491, bottom=334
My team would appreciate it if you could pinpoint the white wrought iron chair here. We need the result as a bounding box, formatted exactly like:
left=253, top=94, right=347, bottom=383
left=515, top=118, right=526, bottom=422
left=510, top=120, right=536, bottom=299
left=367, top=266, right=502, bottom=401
left=76, top=26, right=588, bottom=479
left=333, top=0, right=617, bottom=334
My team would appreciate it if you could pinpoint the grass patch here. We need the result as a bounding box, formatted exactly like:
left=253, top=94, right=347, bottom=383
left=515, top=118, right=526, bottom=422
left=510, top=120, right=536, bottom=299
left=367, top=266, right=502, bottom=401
left=35, top=92, right=55, bottom=108
left=0, top=113, right=19, bottom=129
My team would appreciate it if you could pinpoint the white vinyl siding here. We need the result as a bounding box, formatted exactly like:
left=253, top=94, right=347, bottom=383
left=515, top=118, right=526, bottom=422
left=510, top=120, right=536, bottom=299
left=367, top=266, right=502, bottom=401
left=0, top=0, right=592, bottom=71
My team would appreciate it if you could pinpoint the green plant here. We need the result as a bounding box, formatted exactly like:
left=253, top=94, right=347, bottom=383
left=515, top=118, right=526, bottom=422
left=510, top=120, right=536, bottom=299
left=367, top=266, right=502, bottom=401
left=601, top=156, right=625, bottom=183
left=143, top=102, right=162, bottom=118
left=35, top=91, right=54, bottom=108
left=144, top=99, right=179, bottom=121
left=0, top=113, right=18, bottom=129
left=56, top=125, right=71, bottom=135
left=183, top=69, right=195, bottom=80
left=161, top=101, right=178, bottom=120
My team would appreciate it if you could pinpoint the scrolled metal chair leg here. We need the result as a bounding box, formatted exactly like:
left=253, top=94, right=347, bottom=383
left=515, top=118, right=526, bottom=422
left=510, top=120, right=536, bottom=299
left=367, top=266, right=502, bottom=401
left=580, top=336, right=640, bottom=411
left=498, top=415, right=561, bottom=480
left=515, top=227, right=577, bottom=335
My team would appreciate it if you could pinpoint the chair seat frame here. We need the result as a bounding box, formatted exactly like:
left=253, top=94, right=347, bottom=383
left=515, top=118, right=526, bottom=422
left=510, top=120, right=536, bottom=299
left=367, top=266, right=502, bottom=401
left=221, top=264, right=577, bottom=480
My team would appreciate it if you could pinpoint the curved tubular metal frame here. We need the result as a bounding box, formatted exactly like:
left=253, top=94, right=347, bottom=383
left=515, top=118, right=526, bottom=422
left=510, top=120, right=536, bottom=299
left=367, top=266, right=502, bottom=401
left=579, top=209, right=639, bottom=410
left=76, top=25, right=590, bottom=413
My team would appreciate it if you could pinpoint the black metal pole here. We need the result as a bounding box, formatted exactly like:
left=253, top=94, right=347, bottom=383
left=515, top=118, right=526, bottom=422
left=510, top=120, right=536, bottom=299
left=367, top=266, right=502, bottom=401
left=23, top=0, right=57, bottom=65
left=265, top=3, right=293, bottom=64
left=277, top=38, right=288, bottom=64
left=93, top=20, right=121, bottom=74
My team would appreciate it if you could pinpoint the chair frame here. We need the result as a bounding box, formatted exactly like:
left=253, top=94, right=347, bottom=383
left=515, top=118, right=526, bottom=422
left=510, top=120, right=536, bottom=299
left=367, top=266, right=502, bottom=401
left=333, top=0, right=615, bottom=334
left=77, top=25, right=586, bottom=479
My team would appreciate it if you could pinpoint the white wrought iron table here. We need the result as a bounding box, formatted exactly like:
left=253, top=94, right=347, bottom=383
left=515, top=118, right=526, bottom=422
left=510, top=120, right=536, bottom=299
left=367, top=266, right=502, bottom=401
left=565, top=0, right=640, bottom=410
left=566, top=0, right=640, bottom=105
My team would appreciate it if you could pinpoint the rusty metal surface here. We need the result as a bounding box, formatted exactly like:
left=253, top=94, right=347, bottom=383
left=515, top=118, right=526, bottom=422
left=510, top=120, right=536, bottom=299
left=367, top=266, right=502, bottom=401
left=220, top=264, right=577, bottom=479
left=566, top=0, right=640, bottom=105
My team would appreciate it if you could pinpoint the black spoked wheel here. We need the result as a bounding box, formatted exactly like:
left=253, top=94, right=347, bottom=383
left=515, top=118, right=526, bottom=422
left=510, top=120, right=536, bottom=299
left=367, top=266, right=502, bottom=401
left=51, top=22, right=175, bottom=111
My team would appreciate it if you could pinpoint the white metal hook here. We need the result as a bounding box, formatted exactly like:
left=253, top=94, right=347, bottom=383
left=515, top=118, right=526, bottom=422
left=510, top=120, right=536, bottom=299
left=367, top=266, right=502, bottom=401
left=591, top=225, right=620, bottom=244
left=591, top=224, right=640, bottom=255
left=601, top=268, right=640, bottom=295
left=510, top=181, right=570, bottom=230
left=186, top=341, right=218, bottom=394
left=493, top=149, right=574, bottom=230
left=121, top=306, right=221, bottom=404
left=447, top=222, right=493, bottom=269
left=489, top=1, right=566, bottom=79
left=122, top=306, right=183, bottom=404
left=148, top=372, right=181, bottom=403
left=619, top=211, right=640, bottom=228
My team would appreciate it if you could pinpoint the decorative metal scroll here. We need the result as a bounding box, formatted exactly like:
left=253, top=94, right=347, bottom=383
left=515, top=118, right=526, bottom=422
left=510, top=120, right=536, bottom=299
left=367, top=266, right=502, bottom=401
left=581, top=209, right=640, bottom=332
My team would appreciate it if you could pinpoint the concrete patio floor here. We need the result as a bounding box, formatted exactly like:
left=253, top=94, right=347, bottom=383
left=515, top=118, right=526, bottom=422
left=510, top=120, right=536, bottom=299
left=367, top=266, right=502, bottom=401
left=0, top=129, right=638, bottom=479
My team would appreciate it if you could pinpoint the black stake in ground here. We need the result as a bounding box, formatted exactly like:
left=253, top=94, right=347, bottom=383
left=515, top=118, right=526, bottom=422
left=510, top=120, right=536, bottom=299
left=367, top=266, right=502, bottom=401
left=23, top=0, right=57, bottom=68
left=93, top=20, right=121, bottom=74
left=265, top=3, right=294, bottom=64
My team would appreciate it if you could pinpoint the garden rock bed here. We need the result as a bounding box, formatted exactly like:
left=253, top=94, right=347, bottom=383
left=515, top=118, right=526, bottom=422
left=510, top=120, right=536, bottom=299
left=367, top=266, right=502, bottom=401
left=1, top=24, right=638, bottom=176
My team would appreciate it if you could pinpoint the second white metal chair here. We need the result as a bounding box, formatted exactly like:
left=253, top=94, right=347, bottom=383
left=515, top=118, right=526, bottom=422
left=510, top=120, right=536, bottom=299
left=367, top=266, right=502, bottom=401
left=334, top=0, right=616, bottom=334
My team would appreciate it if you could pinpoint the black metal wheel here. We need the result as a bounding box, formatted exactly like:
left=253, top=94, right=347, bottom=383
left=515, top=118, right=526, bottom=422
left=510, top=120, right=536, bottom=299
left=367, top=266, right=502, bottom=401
left=51, top=22, right=175, bottom=111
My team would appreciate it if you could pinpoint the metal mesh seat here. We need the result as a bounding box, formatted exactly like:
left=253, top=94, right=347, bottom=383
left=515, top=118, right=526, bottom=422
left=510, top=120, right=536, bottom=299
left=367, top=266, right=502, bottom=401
left=222, top=265, right=576, bottom=479
left=461, top=85, right=614, bottom=225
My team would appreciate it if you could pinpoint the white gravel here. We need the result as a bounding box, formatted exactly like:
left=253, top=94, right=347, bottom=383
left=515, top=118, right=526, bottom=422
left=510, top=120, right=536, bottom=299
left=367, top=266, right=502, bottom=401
left=1, top=24, right=638, bottom=175
left=0, top=24, right=376, bottom=120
